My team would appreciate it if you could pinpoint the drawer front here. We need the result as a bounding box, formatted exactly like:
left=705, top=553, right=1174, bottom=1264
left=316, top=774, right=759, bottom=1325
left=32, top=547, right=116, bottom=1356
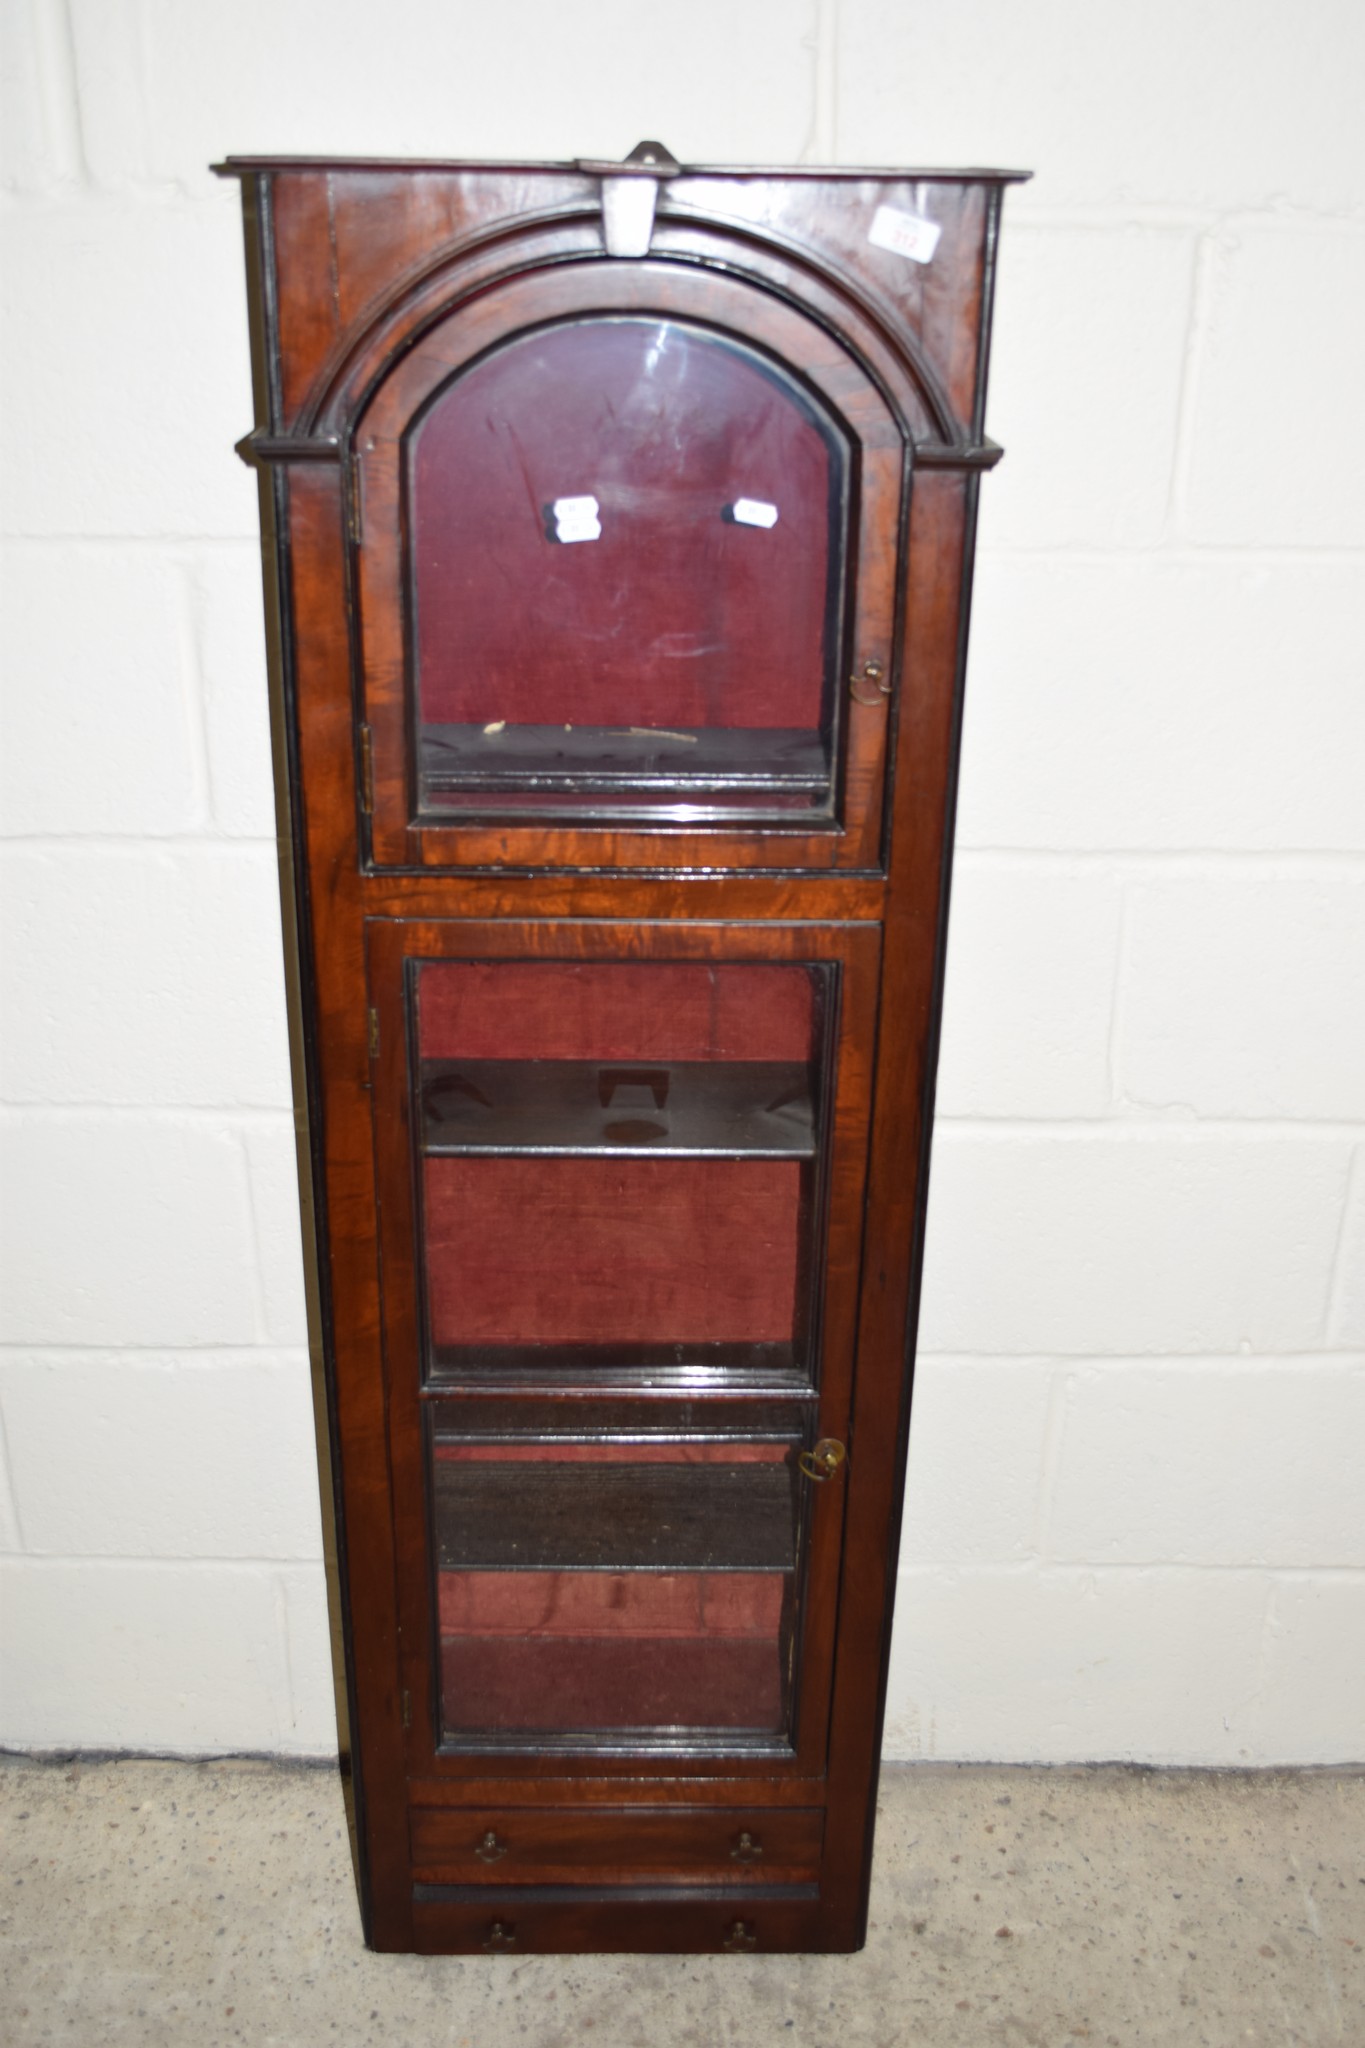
left=410, top=1804, right=824, bottom=1886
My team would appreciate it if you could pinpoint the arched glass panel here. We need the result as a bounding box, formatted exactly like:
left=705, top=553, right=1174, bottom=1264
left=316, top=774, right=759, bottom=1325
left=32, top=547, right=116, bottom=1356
left=406, top=317, right=850, bottom=824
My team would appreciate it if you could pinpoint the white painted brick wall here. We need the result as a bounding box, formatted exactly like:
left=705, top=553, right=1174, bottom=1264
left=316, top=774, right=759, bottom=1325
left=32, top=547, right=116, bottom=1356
left=2, top=0, right=1361, bottom=1766
left=958, top=558, right=1365, bottom=851
left=919, top=1134, right=1351, bottom=1355
left=979, top=226, right=1197, bottom=551
left=1046, top=1364, right=1365, bottom=1567
left=1331, top=1154, right=1365, bottom=1348
left=935, top=870, right=1121, bottom=1116
left=1119, top=877, right=1365, bottom=1118
left=1, top=846, right=294, bottom=1105
left=0, top=1353, right=323, bottom=1558
left=1184, top=222, right=1365, bottom=548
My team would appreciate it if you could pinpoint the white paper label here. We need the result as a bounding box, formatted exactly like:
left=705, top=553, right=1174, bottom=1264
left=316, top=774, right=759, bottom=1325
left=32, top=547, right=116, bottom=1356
left=732, top=498, right=779, bottom=529
left=552, top=494, right=601, bottom=543
left=868, top=204, right=942, bottom=266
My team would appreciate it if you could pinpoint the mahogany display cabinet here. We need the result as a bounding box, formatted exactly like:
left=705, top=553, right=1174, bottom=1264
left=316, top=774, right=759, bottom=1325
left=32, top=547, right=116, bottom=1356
left=220, top=142, right=1024, bottom=1956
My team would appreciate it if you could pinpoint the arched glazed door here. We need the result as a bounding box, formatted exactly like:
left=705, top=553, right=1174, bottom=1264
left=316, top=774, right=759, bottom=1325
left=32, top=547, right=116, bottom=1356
left=352, top=261, right=904, bottom=871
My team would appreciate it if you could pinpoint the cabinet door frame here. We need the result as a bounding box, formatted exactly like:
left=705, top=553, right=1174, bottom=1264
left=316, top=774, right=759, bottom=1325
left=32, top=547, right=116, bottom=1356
left=353, top=261, right=905, bottom=874
left=365, top=914, right=882, bottom=1783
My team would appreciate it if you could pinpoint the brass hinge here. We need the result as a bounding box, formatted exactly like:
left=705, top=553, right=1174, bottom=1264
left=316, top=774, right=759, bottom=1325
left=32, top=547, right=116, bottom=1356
left=346, top=454, right=363, bottom=545
left=358, top=723, right=374, bottom=814
left=401, top=1688, right=412, bottom=1731
left=367, top=1006, right=380, bottom=1060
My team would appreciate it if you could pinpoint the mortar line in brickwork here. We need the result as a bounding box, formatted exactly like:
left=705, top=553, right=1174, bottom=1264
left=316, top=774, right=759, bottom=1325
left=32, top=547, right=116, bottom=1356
left=1035, top=1562, right=1365, bottom=1583
left=0, top=1553, right=326, bottom=1571
left=8, top=535, right=1362, bottom=561
left=976, top=544, right=1365, bottom=565
left=802, top=0, right=839, bottom=163
left=1104, top=874, right=1131, bottom=1110
left=8, top=840, right=1364, bottom=868
left=0, top=835, right=279, bottom=852
left=0, top=1104, right=298, bottom=1123
left=896, top=1560, right=1365, bottom=1583
left=1247, top=1578, right=1280, bottom=1749
left=1006, top=202, right=1365, bottom=232
left=28, top=0, right=88, bottom=188
left=0, top=1341, right=317, bottom=1356
left=908, top=1353, right=1365, bottom=1374
left=1323, top=1144, right=1364, bottom=1346
left=0, top=1344, right=312, bottom=1363
left=0, top=1399, right=28, bottom=1551
left=932, top=1115, right=1365, bottom=1137
left=955, top=850, right=1365, bottom=873
left=6, top=1103, right=1361, bottom=1135
left=233, top=1129, right=279, bottom=1350
left=272, top=1572, right=297, bottom=1745
left=176, top=556, right=224, bottom=832
left=11, top=1343, right=1350, bottom=1367
left=914, top=1352, right=1365, bottom=1371
left=0, top=535, right=262, bottom=550
left=1029, top=1365, right=1073, bottom=1563
left=1167, top=223, right=1221, bottom=540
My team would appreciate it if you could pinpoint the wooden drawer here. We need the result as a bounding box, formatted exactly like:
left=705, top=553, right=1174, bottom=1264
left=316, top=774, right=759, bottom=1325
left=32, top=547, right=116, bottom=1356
left=410, top=1804, right=824, bottom=1886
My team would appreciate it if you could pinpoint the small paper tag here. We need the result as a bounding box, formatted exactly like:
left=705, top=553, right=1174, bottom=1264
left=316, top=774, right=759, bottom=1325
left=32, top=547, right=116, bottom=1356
left=868, top=204, right=942, bottom=266
left=551, top=494, right=601, bottom=543
left=732, top=498, right=779, bottom=529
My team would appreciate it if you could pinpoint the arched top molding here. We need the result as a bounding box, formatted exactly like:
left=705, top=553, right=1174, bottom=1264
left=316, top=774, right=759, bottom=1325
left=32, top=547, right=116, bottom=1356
left=289, top=202, right=962, bottom=454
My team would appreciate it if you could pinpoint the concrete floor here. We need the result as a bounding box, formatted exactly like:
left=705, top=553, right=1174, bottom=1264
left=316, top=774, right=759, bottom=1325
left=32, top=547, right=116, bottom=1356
left=1, top=1758, right=1360, bottom=2047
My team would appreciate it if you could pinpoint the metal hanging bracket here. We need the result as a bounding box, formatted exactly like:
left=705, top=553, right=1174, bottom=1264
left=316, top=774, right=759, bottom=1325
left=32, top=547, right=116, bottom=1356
left=576, top=140, right=682, bottom=259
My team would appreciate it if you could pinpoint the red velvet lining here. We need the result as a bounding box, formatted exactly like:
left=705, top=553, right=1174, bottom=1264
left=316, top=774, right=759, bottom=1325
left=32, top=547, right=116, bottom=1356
left=423, top=1156, right=801, bottom=1345
left=440, top=1632, right=783, bottom=1732
left=438, top=1570, right=784, bottom=1637
left=417, top=961, right=814, bottom=1064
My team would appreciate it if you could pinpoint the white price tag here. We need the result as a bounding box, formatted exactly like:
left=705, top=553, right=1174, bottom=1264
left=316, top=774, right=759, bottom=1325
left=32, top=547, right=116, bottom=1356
left=732, top=498, right=779, bottom=529
left=868, top=204, right=942, bottom=266
left=551, top=494, right=601, bottom=543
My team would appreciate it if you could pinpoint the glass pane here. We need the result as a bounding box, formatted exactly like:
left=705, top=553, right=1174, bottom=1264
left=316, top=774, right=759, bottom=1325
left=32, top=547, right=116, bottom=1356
left=407, top=318, right=848, bottom=825
left=430, top=1420, right=805, bottom=1742
left=415, top=960, right=830, bottom=1385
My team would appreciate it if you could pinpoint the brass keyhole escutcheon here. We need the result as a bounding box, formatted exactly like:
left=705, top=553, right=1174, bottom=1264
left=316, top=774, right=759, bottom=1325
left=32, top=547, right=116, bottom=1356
left=798, top=1437, right=847, bottom=1484
left=475, top=1829, right=508, bottom=1863
left=849, top=658, right=892, bottom=705
left=482, top=1919, right=517, bottom=1952
left=722, top=1919, right=758, bottom=1952
left=730, top=1830, right=764, bottom=1863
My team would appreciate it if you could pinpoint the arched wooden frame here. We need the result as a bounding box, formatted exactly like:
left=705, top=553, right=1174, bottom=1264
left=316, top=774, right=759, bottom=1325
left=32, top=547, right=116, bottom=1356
left=303, top=210, right=951, bottom=448
left=351, top=255, right=908, bottom=873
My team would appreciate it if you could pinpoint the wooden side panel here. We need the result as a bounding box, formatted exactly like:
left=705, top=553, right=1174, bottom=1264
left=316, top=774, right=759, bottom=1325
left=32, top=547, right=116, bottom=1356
left=281, top=463, right=410, bottom=1948
left=822, top=471, right=977, bottom=1946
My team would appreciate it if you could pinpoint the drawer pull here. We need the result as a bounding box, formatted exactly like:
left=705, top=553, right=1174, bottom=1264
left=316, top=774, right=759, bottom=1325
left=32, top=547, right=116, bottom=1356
left=482, top=1919, right=517, bottom=1952
left=730, top=1830, right=764, bottom=1863
left=475, top=1829, right=508, bottom=1863
left=722, top=1919, right=758, bottom=1952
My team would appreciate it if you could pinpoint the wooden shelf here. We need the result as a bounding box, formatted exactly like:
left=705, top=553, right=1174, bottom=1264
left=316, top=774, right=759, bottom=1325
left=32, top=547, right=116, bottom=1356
left=426, top=1340, right=808, bottom=1389
left=434, top=1459, right=796, bottom=1572
left=421, top=1058, right=815, bottom=1158
left=420, top=722, right=830, bottom=798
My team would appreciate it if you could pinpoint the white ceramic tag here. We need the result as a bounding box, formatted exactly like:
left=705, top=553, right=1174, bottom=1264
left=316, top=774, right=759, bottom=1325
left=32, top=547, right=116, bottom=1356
left=732, top=498, right=779, bottom=529
left=868, top=204, right=942, bottom=266
left=552, top=494, right=601, bottom=543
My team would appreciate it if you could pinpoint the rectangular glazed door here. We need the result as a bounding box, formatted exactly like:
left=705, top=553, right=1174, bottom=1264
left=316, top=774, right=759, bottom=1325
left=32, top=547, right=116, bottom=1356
left=367, top=919, right=881, bottom=1777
